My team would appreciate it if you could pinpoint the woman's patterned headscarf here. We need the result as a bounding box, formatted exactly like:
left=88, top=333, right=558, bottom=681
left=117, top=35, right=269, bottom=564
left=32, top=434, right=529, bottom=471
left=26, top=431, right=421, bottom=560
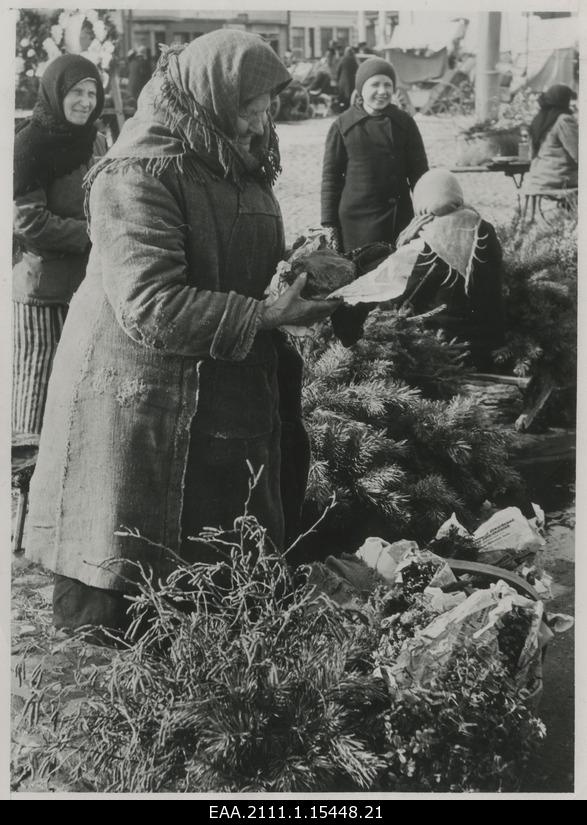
left=90, top=29, right=291, bottom=187
left=411, top=169, right=485, bottom=294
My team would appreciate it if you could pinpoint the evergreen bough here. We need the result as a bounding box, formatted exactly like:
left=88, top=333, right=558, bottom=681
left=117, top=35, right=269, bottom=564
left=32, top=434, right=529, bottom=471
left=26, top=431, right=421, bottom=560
left=301, top=312, right=520, bottom=555
left=12, top=512, right=545, bottom=793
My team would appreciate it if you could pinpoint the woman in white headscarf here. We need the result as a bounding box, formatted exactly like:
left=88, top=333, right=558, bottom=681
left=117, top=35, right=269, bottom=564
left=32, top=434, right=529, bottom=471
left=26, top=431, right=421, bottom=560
left=396, top=168, right=505, bottom=370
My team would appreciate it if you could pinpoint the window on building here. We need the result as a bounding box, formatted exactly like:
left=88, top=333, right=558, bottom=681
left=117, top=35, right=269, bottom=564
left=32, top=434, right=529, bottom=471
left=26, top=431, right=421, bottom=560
left=291, top=27, right=305, bottom=59
left=320, top=27, right=334, bottom=56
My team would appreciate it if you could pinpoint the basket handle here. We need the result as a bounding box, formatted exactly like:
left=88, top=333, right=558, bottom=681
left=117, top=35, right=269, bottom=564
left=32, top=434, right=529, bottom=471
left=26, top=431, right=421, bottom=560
left=445, top=559, right=539, bottom=601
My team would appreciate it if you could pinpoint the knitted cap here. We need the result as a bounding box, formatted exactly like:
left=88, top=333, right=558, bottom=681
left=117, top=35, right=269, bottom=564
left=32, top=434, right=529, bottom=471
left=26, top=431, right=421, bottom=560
left=355, top=57, right=396, bottom=95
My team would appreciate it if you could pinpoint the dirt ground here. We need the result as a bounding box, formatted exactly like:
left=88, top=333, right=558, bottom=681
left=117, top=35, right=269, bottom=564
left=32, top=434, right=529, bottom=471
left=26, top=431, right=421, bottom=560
left=10, top=113, right=576, bottom=796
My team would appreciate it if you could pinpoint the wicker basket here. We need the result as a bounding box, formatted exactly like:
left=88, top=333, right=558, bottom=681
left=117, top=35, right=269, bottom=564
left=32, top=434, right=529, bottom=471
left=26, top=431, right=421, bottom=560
left=446, top=558, right=545, bottom=708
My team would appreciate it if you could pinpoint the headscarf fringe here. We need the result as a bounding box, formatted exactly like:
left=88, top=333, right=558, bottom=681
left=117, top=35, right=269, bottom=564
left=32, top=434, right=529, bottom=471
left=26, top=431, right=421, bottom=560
left=440, top=265, right=460, bottom=290
left=464, top=221, right=487, bottom=294
left=82, top=154, right=203, bottom=225
left=153, top=44, right=281, bottom=187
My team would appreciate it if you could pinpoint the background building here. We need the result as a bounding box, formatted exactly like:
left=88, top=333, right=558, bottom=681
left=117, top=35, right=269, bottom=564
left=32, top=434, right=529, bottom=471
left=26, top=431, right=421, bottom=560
left=118, top=9, right=401, bottom=61
left=120, top=9, right=289, bottom=59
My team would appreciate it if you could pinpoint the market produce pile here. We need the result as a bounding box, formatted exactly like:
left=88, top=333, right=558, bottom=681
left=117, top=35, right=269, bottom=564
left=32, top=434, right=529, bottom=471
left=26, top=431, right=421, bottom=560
left=297, top=312, right=523, bottom=559
left=11, top=136, right=577, bottom=794
left=12, top=498, right=571, bottom=794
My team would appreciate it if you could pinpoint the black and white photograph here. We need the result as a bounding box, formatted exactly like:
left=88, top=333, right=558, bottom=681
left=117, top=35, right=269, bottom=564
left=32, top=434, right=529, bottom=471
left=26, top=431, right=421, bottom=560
left=4, top=1, right=583, bottom=799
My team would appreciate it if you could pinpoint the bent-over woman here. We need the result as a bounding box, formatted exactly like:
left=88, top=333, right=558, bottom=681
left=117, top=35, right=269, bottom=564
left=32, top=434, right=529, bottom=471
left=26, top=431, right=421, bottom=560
left=396, top=168, right=505, bottom=370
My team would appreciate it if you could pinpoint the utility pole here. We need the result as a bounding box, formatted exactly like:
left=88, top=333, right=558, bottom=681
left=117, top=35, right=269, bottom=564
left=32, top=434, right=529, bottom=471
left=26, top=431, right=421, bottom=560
left=376, top=10, right=386, bottom=49
left=475, top=11, right=502, bottom=122
left=357, top=9, right=366, bottom=45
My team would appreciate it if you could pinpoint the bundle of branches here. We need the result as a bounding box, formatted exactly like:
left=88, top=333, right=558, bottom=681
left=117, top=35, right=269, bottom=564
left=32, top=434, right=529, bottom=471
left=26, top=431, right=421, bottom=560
left=494, top=213, right=577, bottom=390
left=301, top=309, right=521, bottom=556
left=12, top=514, right=545, bottom=794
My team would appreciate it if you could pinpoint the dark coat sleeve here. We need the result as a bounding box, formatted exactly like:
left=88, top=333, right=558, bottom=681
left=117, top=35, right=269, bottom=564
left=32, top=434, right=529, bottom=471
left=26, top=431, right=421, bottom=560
left=404, top=116, right=429, bottom=190
left=13, top=187, right=89, bottom=254
left=321, top=120, right=347, bottom=227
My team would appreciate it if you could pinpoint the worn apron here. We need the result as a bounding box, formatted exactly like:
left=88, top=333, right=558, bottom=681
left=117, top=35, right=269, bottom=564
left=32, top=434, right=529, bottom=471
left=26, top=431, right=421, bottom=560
left=181, top=174, right=288, bottom=561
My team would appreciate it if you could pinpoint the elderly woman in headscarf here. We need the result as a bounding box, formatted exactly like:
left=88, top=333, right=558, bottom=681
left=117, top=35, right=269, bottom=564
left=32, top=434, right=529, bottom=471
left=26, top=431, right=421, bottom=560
left=523, top=84, right=578, bottom=194
left=26, top=30, right=339, bottom=633
left=394, top=168, right=505, bottom=370
left=12, top=54, right=106, bottom=441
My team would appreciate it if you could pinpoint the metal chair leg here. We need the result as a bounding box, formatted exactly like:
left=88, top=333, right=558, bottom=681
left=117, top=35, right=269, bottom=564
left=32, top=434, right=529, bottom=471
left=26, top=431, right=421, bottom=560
left=522, top=195, right=529, bottom=220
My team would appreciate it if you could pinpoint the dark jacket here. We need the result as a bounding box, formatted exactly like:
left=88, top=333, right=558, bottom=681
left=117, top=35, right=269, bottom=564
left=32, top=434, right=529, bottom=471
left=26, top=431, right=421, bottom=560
left=27, top=152, right=297, bottom=591
left=321, top=103, right=428, bottom=252
left=127, top=53, right=152, bottom=102
left=402, top=219, right=504, bottom=370
left=336, top=53, right=358, bottom=105
left=12, top=133, right=107, bottom=306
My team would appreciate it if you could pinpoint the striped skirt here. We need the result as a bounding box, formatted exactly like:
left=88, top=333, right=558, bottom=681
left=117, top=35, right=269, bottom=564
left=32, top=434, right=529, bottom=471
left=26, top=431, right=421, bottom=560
left=12, top=302, right=67, bottom=438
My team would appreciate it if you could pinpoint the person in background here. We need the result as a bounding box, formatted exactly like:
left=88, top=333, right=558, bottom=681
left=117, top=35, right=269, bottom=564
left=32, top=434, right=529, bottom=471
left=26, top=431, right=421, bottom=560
left=126, top=44, right=152, bottom=104
left=523, top=83, right=578, bottom=194
left=396, top=168, right=504, bottom=371
left=335, top=46, right=358, bottom=111
left=26, top=31, right=340, bottom=635
left=321, top=56, right=428, bottom=254
left=308, top=54, right=333, bottom=97
left=326, top=40, right=342, bottom=78
left=12, top=54, right=106, bottom=441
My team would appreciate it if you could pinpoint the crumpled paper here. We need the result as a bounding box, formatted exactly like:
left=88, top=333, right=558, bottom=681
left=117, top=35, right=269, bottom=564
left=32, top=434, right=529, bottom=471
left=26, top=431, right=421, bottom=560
left=390, top=580, right=546, bottom=689
left=328, top=239, right=423, bottom=305
left=473, top=506, right=546, bottom=554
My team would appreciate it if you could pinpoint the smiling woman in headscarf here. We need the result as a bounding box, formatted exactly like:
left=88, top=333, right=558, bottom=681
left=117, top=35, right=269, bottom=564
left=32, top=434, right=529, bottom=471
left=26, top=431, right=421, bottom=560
left=523, top=83, right=578, bottom=194
left=395, top=168, right=505, bottom=370
left=12, top=54, right=106, bottom=440
left=26, top=30, right=340, bottom=634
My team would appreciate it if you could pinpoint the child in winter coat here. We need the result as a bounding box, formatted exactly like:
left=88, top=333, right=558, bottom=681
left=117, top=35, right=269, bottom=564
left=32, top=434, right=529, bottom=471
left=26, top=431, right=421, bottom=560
left=321, top=57, right=428, bottom=253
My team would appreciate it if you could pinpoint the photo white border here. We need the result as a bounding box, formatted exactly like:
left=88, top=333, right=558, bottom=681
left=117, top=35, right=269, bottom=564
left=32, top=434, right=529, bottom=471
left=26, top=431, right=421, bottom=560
left=0, top=0, right=584, bottom=800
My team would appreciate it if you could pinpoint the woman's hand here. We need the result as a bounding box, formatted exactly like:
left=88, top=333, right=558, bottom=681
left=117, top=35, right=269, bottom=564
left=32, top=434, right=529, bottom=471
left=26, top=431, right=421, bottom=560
left=260, top=274, right=342, bottom=329
left=396, top=213, right=435, bottom=247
